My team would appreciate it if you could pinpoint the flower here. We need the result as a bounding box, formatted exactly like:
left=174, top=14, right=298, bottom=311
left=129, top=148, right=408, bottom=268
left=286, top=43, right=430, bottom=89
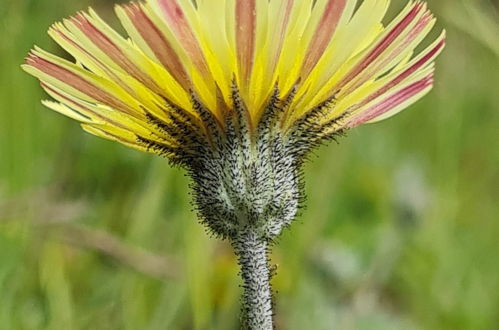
left=23, top=0, right=444, bottom=238
left=24, top=0, right=444, bottom=231
left=24, top=0, right=444, bottom=326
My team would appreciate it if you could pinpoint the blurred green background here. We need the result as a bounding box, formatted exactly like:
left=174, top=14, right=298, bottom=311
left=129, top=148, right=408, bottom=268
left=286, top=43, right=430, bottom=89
left=1, top=0, right=498, bottom=329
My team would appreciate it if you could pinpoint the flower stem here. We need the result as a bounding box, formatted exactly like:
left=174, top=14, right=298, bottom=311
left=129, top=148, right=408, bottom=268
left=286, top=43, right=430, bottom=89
left=232, top=229, right=273, bottom=330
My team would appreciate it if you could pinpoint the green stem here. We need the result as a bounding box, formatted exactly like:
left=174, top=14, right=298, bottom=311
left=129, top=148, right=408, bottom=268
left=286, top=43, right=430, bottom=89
left=232, top=229, right=273, bottom=330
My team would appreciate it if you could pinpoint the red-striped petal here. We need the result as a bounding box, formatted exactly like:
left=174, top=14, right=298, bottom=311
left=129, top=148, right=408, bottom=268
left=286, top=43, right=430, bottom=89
left=336, top=2, right=425, bottom=93
left=347, top=75, right=434, bottom=127
left=157, top=0, right=210, bottom=77
left=27, top=52, right=135, bottom=116
left=235, top=0, right=257, bottom=84
left=301, top=0, right=347, bottom=78
left=120, top=3, right=191, bottom=91
left=355, top=36, right=445, bottom=111
left=69, top=13, right=163, bottom=94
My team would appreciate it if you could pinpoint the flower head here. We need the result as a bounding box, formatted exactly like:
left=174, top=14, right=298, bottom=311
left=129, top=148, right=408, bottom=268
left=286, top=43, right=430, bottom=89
left=24, top=0, right=444, bottom=240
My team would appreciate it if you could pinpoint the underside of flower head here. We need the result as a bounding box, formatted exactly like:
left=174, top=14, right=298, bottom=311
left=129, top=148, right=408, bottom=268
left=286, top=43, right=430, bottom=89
left=23, top=0, right=444, bottom=239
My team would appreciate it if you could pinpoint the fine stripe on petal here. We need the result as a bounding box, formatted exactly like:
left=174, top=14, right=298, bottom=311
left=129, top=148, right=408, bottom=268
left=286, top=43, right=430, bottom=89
left=339, top=5, right=436, bottom=97
left=356, top=33, right=445, bottom=110
left=266, top=0, right=294, bottom=78
left=235, top=0, right=257, bottom=86
left=24, top=49, right=140, bottom=117
left=116, top=3, right=191, bottom=91
left=156, top=0, right=211, bottom=78
left=300, top=0, right=347, bottom=78
left=41, top=81, right=178, bottom=146
left=346, top=74, right=434, bottom=127
left=334, top=2, right=427, bottom=94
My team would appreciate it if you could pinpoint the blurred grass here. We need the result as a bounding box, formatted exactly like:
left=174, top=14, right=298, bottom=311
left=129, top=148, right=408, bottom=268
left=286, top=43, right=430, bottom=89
left=1, top=0, right=498, bottom=329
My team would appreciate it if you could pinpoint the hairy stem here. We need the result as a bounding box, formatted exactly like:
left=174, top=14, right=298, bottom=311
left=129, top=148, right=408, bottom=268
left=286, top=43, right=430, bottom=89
left=232, top=229, right=273, bottom=330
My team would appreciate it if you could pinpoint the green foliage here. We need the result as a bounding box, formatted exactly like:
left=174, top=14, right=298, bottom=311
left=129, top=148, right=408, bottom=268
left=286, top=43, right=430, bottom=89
left=1, top=0, right=498, bottom=329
